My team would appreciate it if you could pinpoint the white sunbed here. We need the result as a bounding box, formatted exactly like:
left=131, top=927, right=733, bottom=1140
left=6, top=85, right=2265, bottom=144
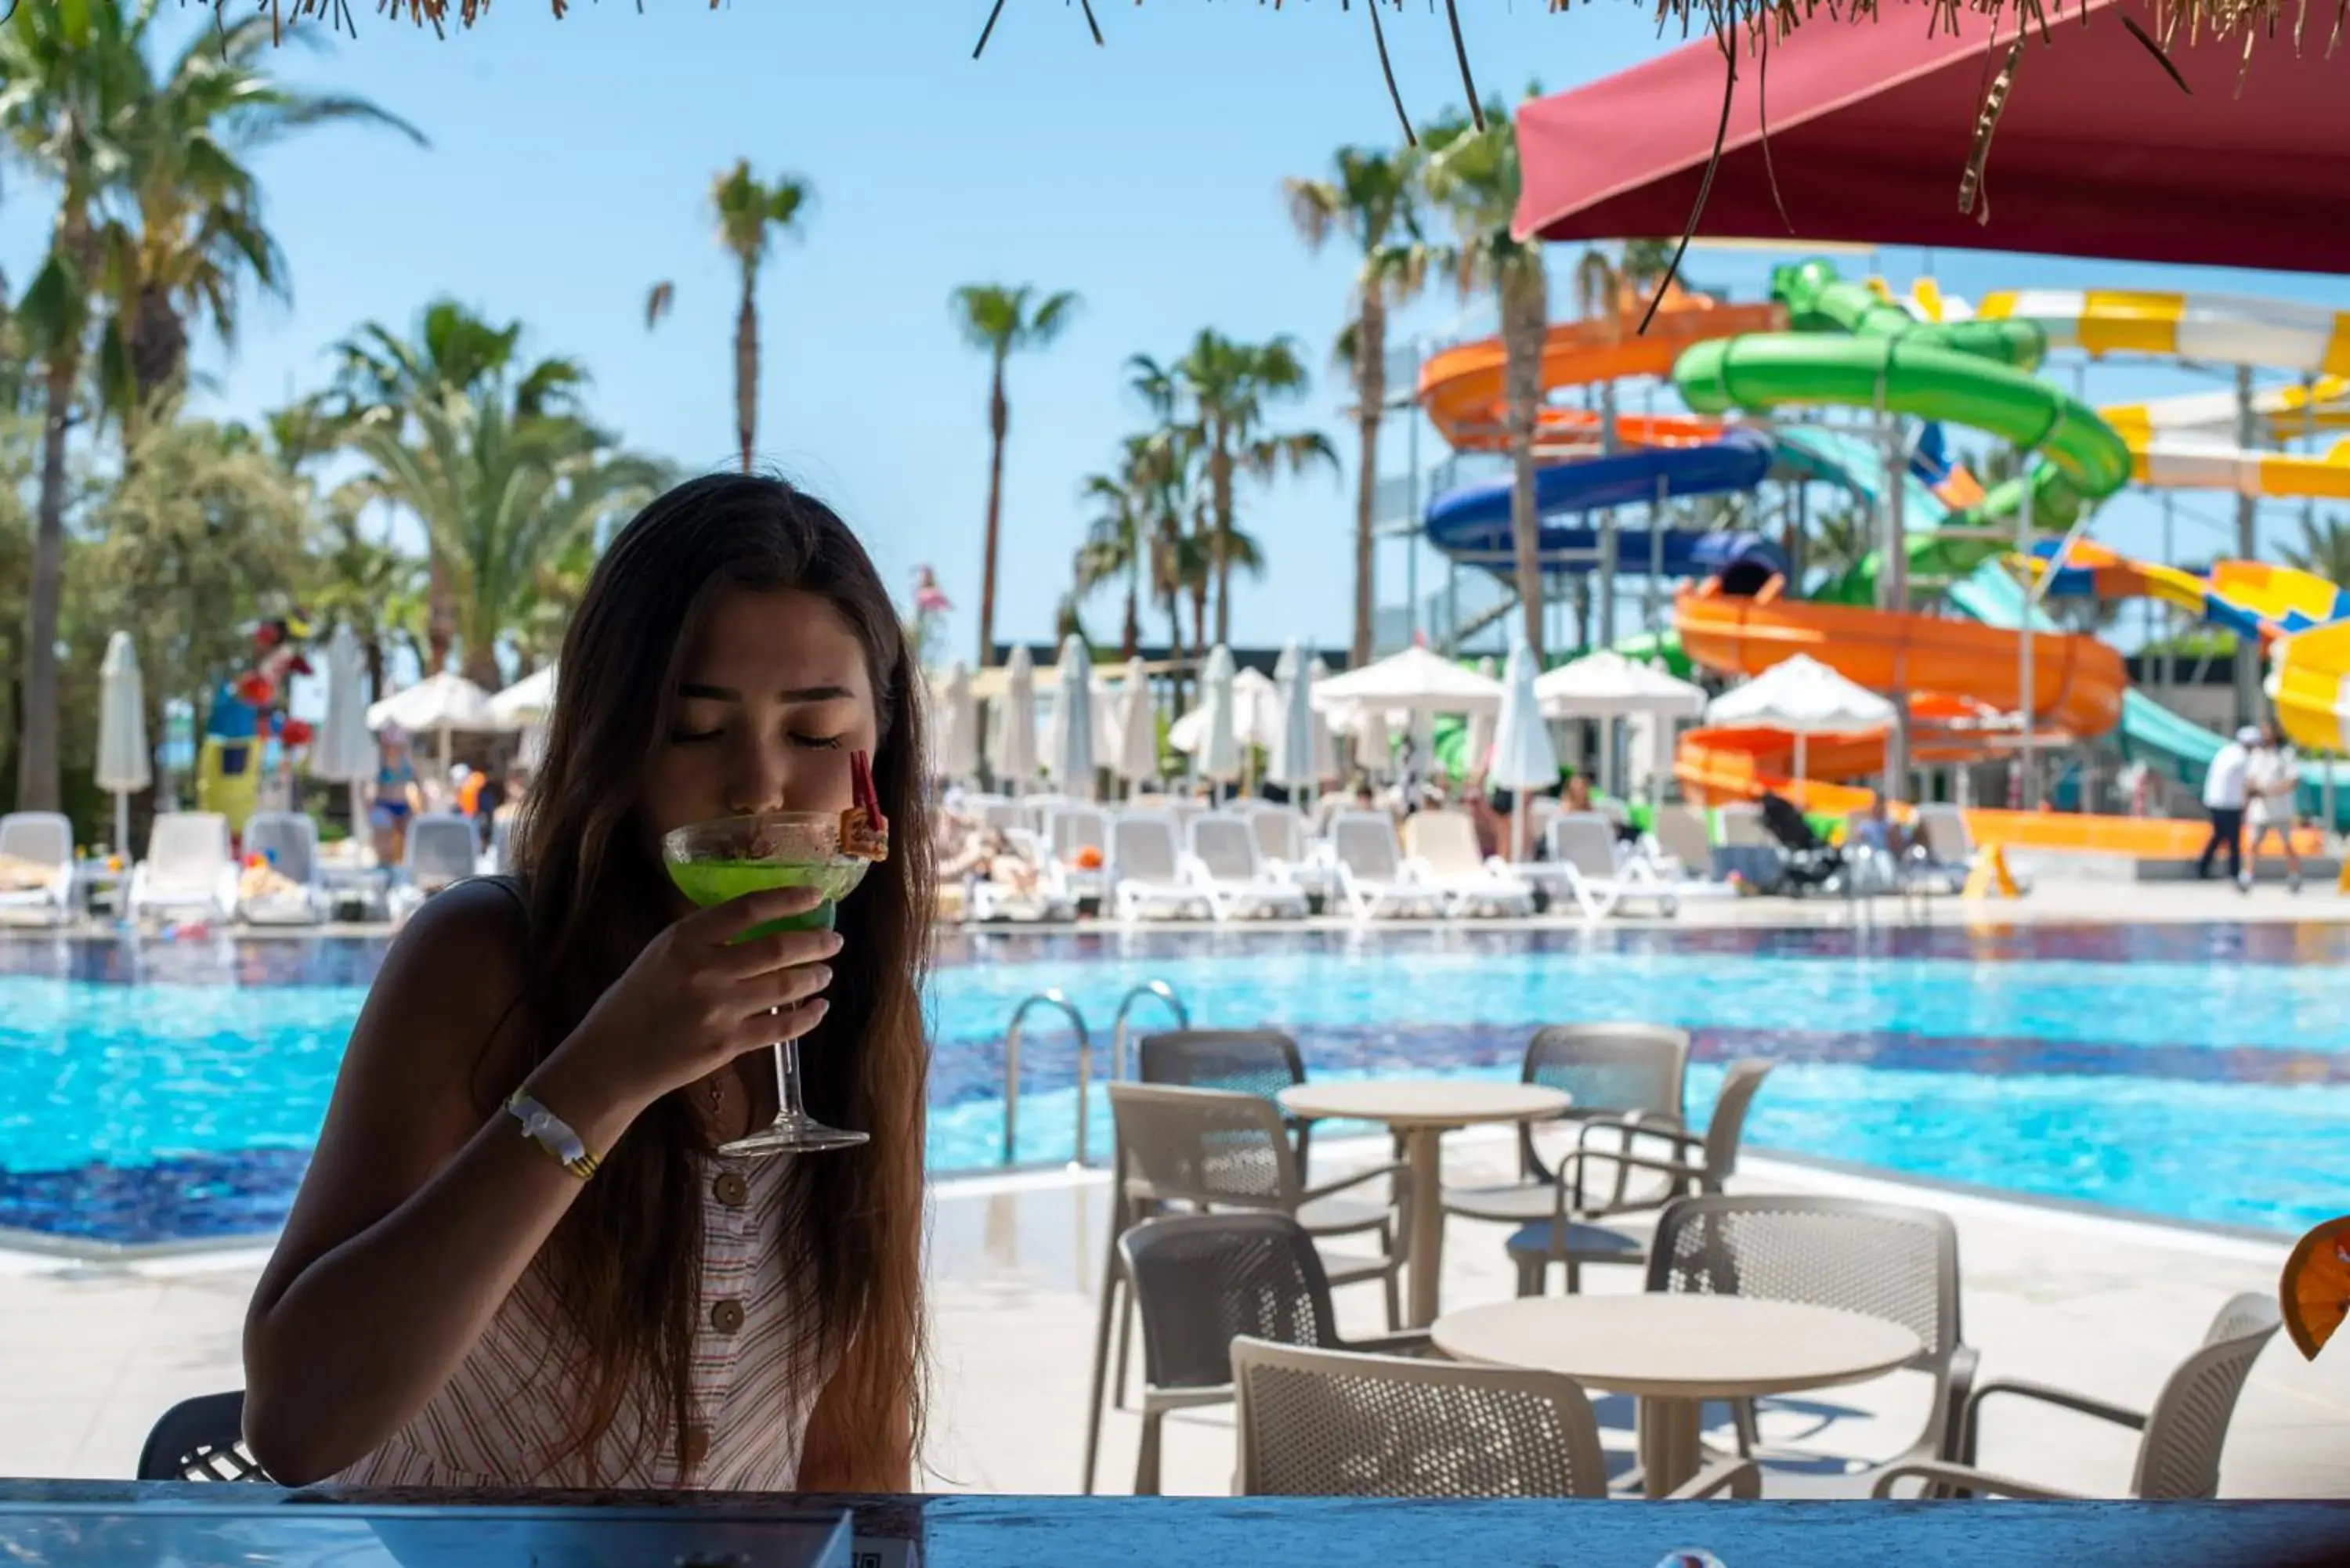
left=128, top=812, right=239, bottom=924
left=1043, top=805, right=1112, bottom=905
left=1401, top=808, right=1535, bottom=917
left=1912, top=803, right=2019, bottom=894
left=391, top=811, right=483, bottom=920
left=1108, top=812, right=1215, bottom=922
left=1540, top=812, right=1681, bottom=920
left=1241, top=802, right=1336, bottom=906
left=1321, top=810, right=1446, bottom=920
left=238, top=811, right=329, bottom=926
left=1184, top=812, right=1309, bottom=921
left=1636, top=804, right=1742, bottom=900
left=0, top=811, right=75, bottom=925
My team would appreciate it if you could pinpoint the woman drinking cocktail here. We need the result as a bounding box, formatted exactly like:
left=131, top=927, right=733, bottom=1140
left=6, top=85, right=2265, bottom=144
left=242, top=475, right=932, bottom=1495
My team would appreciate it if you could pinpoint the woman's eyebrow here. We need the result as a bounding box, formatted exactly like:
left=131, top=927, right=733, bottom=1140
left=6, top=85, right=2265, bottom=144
left=677, top=681, right=855, bottom=703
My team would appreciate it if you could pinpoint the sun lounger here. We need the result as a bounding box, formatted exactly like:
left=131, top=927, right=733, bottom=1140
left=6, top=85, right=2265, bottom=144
left=1322, top=811, right=1445, bottom=920
left=391, top=811, right=482, bottom=919
left=1540, top=813, right=1680, bottom=919
left=0, top=811, right=75, bottom=925
left=1912, top=804, right=2021, bottom=894
left=1043, top=805, right=1112, bottom=904
left=1633, top=804, right=1741, bottom=899
left=1242, top=803, right=1335, bottom=905
left=1184, top=812, right=1309, bottom=921
left=1108, top=812, right=1215, bottom=922
left=128, top=812, right=239, bottom=924
left=1402, top=808, right=1535, bottom=916
left=237, top=811, right=329, bottom=926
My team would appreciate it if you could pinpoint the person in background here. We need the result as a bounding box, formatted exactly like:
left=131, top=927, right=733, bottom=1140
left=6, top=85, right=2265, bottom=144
left=1563, top=773, right=1593, bottom=814
left=2196, top=724, right=2256, bottom=890
left=2244, top=721, right=2303, bottom=894
left=454, top=764, right=490, bottom=830
left=369, top=725, right=423, bottom=866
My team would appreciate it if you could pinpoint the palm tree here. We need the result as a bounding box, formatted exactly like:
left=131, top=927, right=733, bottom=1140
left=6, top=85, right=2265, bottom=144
left=306, top=487, right=426, bottom=703
left=331, top=301, right=591, bottom=673
left=346, top=391, right=667, bottom=692
left=0, top=0, right=130, bottom=810
left=646, top=161, right=815, bottom=474
left=2284, top=512, right=2350, bottom=587
left=950, top=284, right=1082, bottom=667
left=1423, top=99, right=1550, bottom=656
left=94, top=12, right=421, bottom=425
left=1130, top=331, right=1336, bottom=648
left=1285, top=146, right=1430, bottom=667
left=1074, top=466, right=1146, bottom=662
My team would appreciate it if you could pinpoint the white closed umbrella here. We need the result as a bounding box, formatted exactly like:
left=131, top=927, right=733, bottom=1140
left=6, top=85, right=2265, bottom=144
left=1231, top=667, right=1280, bottom=748
left=1267, top=641, right=1318, bottom=791
left=990, top=644, right=1038, bottom=792
left=368, top=670, right=508, bottom=773
left=1462, top=656, right=1499, bottom=780
left=1047, top=634, right=1097, bottom=800
left=1351, top=704, right=1394, bottom=781
left=1488, top=638, right=1560, bottom=862
left=1706, top=653, right=1895, bottom=785
left=1196, top=645, right=1242, bottom=785
left=1309, top=659, right=1343, bottom=781
left=96, top=631, right=151, bottom=858
left=933, top=659, right=980, bottom=782
left=1108, top=657, right=1159, bottom=791
left=312, top=625, right=378, bottom=850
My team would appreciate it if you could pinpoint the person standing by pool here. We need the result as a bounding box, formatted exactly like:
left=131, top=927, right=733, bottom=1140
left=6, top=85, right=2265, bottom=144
left=243, top=474, right=931, bottom=1494
left=2244, top=721, right=2303, bottom=894
left=2196, top=724, right=2257, bottom=891
left=368, top=725, right=422, bottom=866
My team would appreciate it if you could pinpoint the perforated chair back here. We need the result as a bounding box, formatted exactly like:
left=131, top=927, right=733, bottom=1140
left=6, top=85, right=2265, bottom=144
left=1517, top=1023, right=1690, bottom=1180
left=1108, top=1082, right=1300, bottom=1211
left=404, top=812, right=477, bottom=890
left=137, top=1390, right=267, bottom=1483
left=1139, top=1028, right=1311, bottom=1166
left=1119, top=1213, right=1340, bottom=1393
left=1232, top=1339, right=1610, bottom=1498
left=2132, top=1292, right=2282, bottom=1499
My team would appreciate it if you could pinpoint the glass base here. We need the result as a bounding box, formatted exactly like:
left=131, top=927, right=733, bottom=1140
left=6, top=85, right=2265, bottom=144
left=718, top=1111, right=870, bottom=1158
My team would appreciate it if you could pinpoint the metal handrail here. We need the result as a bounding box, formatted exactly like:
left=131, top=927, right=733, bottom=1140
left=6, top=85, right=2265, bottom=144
left=1002, top=989, right=1093, bottom=1168
left=1108, top=979, right=1191, bottom=1083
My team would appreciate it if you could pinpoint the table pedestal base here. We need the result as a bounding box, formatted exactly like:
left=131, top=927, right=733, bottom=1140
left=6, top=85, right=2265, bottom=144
left=1401, top=1125, right=1446, bottom=1328
left=1636, top=1395, right=1704, bottom=1498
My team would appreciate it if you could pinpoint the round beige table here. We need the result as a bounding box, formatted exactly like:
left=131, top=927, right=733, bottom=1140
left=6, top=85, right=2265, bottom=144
left=1276, top=1079, right=1570, bottom=1328
left=1433, top=1294, right=1922, bottom=1497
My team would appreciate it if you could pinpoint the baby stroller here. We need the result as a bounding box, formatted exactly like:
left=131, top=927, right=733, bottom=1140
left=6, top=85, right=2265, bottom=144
left=1756, top=792, right=1845, bottom=894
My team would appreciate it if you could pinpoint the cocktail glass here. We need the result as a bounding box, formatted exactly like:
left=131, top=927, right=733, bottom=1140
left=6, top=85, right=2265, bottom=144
left=661, top=810, right=870, bottom=1156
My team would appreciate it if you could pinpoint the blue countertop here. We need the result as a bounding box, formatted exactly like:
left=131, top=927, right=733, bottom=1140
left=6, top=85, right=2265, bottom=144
left=2, top=1483, right=2347, bottom=1566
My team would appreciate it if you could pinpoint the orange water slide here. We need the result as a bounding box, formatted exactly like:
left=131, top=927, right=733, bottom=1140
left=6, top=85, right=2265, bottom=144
left=1417, top=293, right=1783, bottom=453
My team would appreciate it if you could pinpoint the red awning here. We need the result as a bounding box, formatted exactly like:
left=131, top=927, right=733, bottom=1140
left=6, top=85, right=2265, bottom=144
left=1513, top=0, right=2350, bottom=274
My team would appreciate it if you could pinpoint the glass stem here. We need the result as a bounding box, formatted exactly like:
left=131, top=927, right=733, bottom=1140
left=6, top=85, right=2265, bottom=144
left=773, top=1037, right=804, bottom=1125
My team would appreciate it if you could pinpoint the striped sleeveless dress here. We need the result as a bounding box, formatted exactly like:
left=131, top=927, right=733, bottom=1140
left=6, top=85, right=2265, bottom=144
left=334, top=1149, right=819, bottom=1489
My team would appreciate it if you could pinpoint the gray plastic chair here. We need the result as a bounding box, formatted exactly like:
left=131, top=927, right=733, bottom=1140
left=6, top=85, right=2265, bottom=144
left=1502, top=1057, right=1771, bottom=1296
left=1139, top=1029, right=1314, bottom=1169
left=1231, top=1339, right=1759, bottom=1500
left=1873, top=1292, right=2283, bottom=1500
left=1083, top=1082, right=1412, bottom=1494
left=1642, top=1192, right=1978, bottom=1475
left=1446, top=1022, right=1693, bottom=1223
left=1108, top=1212, right=1430, bottom=1494
left=137, top=1391, right=266, bottom=1483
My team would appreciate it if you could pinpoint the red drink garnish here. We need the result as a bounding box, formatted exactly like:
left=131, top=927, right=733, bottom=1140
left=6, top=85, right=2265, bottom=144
left=841, top=750, right=890, bottom=862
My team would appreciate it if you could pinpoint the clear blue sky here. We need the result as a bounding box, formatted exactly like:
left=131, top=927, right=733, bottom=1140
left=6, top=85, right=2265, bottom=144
left=12, top=3, right=2350, bottom=665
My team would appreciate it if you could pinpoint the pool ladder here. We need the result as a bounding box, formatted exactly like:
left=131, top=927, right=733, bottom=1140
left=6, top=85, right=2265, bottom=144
left=1000, top=980, right=1191, bottom=1168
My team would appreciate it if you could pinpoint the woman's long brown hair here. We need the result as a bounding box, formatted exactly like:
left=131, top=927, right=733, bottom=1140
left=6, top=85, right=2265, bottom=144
left=508, top=473, right=931, bottom=1489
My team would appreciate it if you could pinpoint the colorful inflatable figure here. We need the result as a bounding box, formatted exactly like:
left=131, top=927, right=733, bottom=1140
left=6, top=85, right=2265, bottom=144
left=197, top=612, right=316, bottom=836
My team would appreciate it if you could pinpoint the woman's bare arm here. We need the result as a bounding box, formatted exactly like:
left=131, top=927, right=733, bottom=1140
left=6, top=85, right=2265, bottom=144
left=240, top=883, right=646, bottom=1483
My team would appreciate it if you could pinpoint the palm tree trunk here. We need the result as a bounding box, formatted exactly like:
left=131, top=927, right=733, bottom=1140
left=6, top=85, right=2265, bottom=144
left=1121, top=568, right=1141, bottom=663
left=734, top=263, right=760, bottom=475
left=1211, top=437, right=1236, bottom=649
left=462, top=645, right=502, bottom=694
left=976, top=352, right=1010, bottom=667
left=16, top=350, right=78, bottom=811
left=1503, top=270, right=1548, bottom=658
left=1352, top=298, right=1386, bottom=667
left=425, top=556, right=457, bottom=675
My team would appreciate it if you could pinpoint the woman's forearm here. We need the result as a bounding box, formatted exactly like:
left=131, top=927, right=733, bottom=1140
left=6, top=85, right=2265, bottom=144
left=243, top=1068, right=643, bottom=1484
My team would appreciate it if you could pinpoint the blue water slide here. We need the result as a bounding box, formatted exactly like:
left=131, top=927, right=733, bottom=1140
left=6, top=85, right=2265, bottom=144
left=1423, top=430, right=1784, bottom=582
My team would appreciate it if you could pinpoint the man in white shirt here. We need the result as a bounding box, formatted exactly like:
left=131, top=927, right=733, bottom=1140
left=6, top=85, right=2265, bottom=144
left=2243, top=721, right=2302, bottom=894
left=2196, top=724, right=2255, bottom=888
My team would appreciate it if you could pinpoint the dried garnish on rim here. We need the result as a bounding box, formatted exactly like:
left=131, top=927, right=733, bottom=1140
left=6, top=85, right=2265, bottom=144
left=839, top=750, right=890, bottom=862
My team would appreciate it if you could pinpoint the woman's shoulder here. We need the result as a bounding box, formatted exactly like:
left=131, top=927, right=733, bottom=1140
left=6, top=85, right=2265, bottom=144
left=370, top=880, right=536, bottom=1060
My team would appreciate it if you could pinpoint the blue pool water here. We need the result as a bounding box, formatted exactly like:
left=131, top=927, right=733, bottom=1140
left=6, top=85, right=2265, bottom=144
left=2, top=923, right=2346, bottom=1244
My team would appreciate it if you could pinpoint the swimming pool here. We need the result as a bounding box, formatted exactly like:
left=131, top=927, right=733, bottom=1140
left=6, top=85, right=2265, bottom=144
left=2, top=923, right=2345, bottom=1245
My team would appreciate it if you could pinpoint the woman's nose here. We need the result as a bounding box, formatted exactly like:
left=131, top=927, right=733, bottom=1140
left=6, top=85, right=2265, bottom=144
left=725, top=739, right=794, bottom=815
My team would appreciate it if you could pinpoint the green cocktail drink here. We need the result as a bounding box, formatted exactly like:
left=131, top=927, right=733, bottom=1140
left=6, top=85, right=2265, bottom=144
left=659, top=810, right=876, bottom=1156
